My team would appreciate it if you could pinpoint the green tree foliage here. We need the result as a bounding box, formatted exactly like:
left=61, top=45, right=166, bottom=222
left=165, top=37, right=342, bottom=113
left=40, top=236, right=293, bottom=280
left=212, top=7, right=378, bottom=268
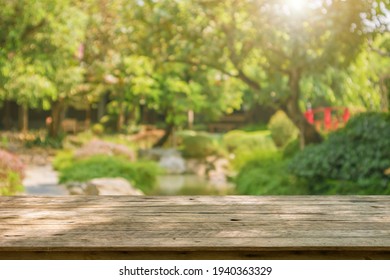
left=142, top=0, right=382, bottom=146
left=0, top=0, right=388, bottom=145
left=0, top=0, right=87, bottom=134
left=300, top=32, right=390, bottom=111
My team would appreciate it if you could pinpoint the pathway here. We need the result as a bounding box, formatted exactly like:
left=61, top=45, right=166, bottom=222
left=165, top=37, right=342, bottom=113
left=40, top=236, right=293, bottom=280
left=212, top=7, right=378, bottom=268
left=22, top=165, right=68, bottom=196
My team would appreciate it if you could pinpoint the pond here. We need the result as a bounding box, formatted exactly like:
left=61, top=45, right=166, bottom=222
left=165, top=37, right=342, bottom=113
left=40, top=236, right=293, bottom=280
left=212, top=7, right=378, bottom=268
left=23, top=165, right=235, bottom=196
left=153, top=174, right=235, bottom=195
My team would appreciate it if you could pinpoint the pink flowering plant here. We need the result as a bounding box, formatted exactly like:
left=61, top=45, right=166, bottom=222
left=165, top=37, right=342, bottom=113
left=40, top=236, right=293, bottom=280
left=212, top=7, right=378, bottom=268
left=0, top=149, right=25, bottom=195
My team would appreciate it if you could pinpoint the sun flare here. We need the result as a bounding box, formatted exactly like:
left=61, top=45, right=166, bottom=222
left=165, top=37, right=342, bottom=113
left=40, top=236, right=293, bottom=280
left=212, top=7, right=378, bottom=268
left=285, top=0, right=307, bottom=12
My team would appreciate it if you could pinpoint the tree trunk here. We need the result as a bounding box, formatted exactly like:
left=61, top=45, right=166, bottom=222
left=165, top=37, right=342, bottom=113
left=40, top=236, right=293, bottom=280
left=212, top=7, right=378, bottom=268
left=49, top=99, right=66, bottom=138
left=126, top=101, right=138, bottom=127
left=283, top=69, right=322, bottom=148
left=85, top=104, right=91, bottom=129
left=153, top=123, right=174, bottom=148
left=97, top=93, right=107, bottom=121
left=18, top=104, right=28, bottom=133
left=117, top=91, right=125, bottom=132
left=3, top=101, right=11, bottom=130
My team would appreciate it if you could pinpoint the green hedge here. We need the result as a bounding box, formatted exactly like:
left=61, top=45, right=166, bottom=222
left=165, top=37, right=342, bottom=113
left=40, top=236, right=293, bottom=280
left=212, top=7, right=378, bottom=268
left=289, top=112, right=390, bottom=194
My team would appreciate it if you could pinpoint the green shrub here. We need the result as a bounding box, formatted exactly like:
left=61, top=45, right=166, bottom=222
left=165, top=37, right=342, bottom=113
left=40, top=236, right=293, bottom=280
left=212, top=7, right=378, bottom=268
left=235, top=152, right=306, bottom=195
left=52, top=150, right=75, bottom=171
left=223, top=130, right=277, bottom=171
left=0, top=172, right=24, bottom=196
left=231, top=148, right=274, bottom=171
left=223, top=130, right=276, bottom=153
left=91, top=123, right=105, bottom=135
left=180, top=132, right=222, bottom=159
left=0, top=136, right=9, bottom=149
left=289, top=112, right=390, bottom=194
left=58, top=155, right=159, bottom=193
left=304, top=179, right=390, bottom=195
left=268, top=110, right=298, bottom=148
left=282, top=138, right=300, bottom=159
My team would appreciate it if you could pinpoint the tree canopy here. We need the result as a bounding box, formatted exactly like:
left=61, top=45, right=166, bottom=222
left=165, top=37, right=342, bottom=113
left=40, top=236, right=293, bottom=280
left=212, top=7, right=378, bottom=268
left=0, top=0, right=388, bottom=142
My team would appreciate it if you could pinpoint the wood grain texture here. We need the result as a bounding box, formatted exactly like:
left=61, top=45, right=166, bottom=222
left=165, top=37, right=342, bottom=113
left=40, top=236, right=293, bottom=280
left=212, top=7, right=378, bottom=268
left=1, top=196, right=390, bottom=259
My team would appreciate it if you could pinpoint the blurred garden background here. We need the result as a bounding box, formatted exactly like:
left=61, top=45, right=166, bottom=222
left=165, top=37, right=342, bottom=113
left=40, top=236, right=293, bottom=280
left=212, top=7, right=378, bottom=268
left=0, top=0, right=389, bottom=196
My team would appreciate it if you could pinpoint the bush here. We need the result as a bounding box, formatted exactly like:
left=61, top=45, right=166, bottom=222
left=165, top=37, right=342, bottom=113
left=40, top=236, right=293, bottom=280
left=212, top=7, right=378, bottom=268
left=58, top=155, right=159, bottom=194
left=289, top=112, right=390, bottom=194
left=268, top=110, right=298, bottom=148
left=0, top=149, right=25, bottom=195
left=282, top=138, right=300, bottom=159
left=91, top=123, right=105, bottom=135
left=223, top=130, right=276, bottom=153
left=304, top=179, right=390, bottom=195
left=231, top=148, right=273, bottom=171
left=52, top=150, right=74, bottom=171
left=0, top=136, right=9, bottom=149
left=0, top=172, right=24, bottom=196
left=223, top=130, right=277, bottom=171
left=235, top=152, right=306, bottom=195
left=180, top=132, right=222, bottom=159
left=0, top=149, right=25, bottom=179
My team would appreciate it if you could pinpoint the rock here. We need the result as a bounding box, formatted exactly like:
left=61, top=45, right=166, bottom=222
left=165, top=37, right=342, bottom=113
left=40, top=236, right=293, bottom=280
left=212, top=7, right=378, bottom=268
left=67, top=182, right=87, bottom=195
left=85, top=178, right=144, bottom=195
left=185, top=159, right=206, bottom=176
left=212, top=158, right=229, bottom=173
left=159, top=155, right=186, bottom=174
left=205, top=157, right=231, bottom=190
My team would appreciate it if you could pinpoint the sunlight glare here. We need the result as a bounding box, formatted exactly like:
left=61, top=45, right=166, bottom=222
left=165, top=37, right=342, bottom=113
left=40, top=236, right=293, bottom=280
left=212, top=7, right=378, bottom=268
left=285, top=0, right=307, bottom=12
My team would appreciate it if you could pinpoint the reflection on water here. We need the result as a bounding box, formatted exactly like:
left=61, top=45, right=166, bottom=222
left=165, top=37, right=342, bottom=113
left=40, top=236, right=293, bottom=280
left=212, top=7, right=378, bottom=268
left=153, top=174, right=235, bottom=195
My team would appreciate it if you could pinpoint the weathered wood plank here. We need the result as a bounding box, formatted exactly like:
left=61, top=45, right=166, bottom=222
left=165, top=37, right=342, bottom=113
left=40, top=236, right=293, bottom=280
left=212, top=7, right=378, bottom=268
left=2, top=195, right=390, bottom=206
left=1, top=196, right=390, bottom=259
left=1, top=250, right=389, bottom=260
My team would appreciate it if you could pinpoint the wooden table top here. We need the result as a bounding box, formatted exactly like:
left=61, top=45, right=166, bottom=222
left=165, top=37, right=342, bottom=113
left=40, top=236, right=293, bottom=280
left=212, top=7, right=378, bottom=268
left=1, top=196, right=390, bottom=259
